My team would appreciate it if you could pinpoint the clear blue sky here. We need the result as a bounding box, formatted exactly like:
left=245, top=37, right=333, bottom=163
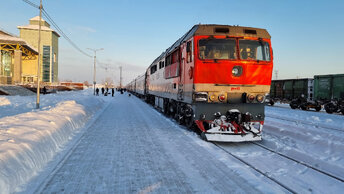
left=1, top=0, right=344, bottom=85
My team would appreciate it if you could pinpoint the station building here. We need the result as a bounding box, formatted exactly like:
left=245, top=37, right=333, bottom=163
left=18, top=16, right=60, bottom=84
left=0, top=29, right=38, bottom=84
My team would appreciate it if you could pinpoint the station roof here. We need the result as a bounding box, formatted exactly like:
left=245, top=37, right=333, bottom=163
left=17, top=16, right=60, bottom=37
left=0, top=30, right=38, bottom=56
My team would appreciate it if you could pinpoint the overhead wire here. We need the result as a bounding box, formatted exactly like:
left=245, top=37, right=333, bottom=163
left=22, top=0, right=39, bottom=9
left=21, top=0, right=92, bottom=58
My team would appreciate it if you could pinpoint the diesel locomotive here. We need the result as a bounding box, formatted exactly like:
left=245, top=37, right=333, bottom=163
left=127, top=24, right=273, bottom=142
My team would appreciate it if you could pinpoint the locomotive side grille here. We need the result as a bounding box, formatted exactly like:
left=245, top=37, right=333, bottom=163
left=214, top=28, right=229, bottom=33
left=244, top=29, right=257, bottom=35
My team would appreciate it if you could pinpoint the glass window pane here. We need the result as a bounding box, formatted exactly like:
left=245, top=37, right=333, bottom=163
left=199, top=39, right=237, bottom=60
left=239, top=40, right=270, bottom=61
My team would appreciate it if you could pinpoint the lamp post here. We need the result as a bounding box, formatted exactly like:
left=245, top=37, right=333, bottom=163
left=87, top=48, right=103, bottom=95
left=36, top=0, right=42, bottom=109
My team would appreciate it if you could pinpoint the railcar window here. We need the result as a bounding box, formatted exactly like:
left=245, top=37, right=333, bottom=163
left=198, top=39, right=237, bottom=60
left=159, top=61, right=164, bottom=69
left=166, top=55, right=171, bottom=66
left=150, top=65, right=157, bottom=74
left=239, top=40, right=270, bottom=61
left=172, top=50, right=179, bottom=63
left=187, top=41, right=193, bottom=62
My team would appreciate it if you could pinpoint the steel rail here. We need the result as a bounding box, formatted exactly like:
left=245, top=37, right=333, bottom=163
left=213, top=143, right=297, bottom=194
left=251, top=141, right=344, bottom=183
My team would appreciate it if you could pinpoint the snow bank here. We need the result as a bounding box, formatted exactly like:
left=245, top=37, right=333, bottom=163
left=0, top=97, right=11, bottom=106
left=0, top=91, right=109, bottom=194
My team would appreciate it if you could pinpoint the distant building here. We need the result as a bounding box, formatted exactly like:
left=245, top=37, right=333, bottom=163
left=18, top=16, right=60, bottom=84
left=0, top=29, right=38, bottom=85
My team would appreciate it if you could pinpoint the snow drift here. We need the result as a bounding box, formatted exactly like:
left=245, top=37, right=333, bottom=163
left=0, top=91, right=109, bottom=194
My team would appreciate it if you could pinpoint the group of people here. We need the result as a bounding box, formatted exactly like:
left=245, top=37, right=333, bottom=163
left=95, top=87, right=115, bottom=97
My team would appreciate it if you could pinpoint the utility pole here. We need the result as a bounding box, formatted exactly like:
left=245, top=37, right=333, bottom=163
left=87, top=48, right=104, bottom=95
left=36, top=0, right=42, bottom=109
left=119, top=66, right=122, bottom=89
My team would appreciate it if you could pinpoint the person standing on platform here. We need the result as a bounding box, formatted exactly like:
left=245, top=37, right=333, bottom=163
left=96, top=88, right=99, bottom=96
left=112, top=88, right=115, bottom=97
left=101, top=87, right=105, bottom=95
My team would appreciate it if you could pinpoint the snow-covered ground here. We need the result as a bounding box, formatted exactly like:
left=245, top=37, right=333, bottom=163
left=0, top=90, right=111, bottom=193
left=0, top=90, right=343, bottom=193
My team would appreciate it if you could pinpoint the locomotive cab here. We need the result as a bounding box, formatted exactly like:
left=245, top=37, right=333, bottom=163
left=189, top=25, right=273, bottom=142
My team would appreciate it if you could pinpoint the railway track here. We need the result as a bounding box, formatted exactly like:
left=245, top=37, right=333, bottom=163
left=213, top=143, right=297, bottom=194
left=214, top=140, right=344, bottom=193
left=251, top=142, right=344, bottom=183
left=265, top=114, right=344, bottom=133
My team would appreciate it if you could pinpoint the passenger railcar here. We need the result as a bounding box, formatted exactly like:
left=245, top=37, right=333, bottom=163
left=127, top=24, right=273, bottom=142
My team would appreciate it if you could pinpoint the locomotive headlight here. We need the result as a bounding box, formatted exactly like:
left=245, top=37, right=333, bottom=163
left=232, top=66, right=243, bottom=77
left=218, top=94, right=226, bottom=102
left=247, top=94, right=255, bottom=102
left=194, top=92, right=208, bottom=102
left=209, top=94, right=216, bottom=102
left=256, top=94, right=265, bottom=103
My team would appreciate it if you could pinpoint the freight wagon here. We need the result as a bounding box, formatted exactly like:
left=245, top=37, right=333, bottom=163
left=269, top=74, right=344, bottom=114
left=314, top=74, right=344, bottom=101
left=270, top=78, right=313, bottom=102
left=314, top=74, right=344, bottom=114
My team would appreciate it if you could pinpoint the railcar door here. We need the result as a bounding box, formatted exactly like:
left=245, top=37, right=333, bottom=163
left=178, top=45, right=186, bottom=101
left=179, top=39, right=194, bottom=103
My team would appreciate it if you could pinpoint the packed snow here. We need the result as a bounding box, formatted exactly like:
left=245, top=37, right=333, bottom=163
left=0, top=89, right=343, bottom=193
left=0, top=90, right=110, bottom=193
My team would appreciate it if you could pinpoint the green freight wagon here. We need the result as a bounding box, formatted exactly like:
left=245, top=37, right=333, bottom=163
left=270, top=78, right=313, bottom=101
left=314, top=74, right=344, bottom=101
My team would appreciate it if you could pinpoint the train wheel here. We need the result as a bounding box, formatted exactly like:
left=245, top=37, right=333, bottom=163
left=315, top=106, right=321, bottom=112
left=269, top=100, right=275, bottom=106
left=185, top=116, right=194, bottom=129
left=176, top=114, right=184, bottom=125
left=168, top=102, right=177, bottom=118
left=325, top=103, right=335, bottom=114
left=290, top=103, right=297, bottom=109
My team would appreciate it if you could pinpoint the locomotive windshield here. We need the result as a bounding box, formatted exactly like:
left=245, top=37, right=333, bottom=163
left=239, top=40, right=270, bottom=61
left=198, top=38, right=271, bottom=61
left=199, top=39, right=237, bottom=60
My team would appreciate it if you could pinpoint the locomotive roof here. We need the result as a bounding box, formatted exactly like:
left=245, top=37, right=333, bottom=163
left=165, top=24, right=270, bottom=56
left=149, top=24, right=271, bottom=68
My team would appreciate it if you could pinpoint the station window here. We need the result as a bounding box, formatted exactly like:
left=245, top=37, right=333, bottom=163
left=53, top=53, right=57, bottom=63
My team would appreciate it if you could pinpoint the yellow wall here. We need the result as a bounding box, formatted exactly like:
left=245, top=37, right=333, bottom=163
left=20, top=28, right=59, bottom=84
left=52, top=33, right=59, bottom=82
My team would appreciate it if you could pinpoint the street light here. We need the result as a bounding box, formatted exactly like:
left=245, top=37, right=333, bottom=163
left=87, top=48, right=104, bottom=95
left=36, top=0, right=43, bottom=109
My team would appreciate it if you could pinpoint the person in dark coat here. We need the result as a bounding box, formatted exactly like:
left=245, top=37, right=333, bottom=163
left=101, top=87, right=105, bottom=95
left=112, top=88, right=115, bottom=97
left=42, top=86, right=47, bottom=95
left=96, top=88, right=99, bottom=96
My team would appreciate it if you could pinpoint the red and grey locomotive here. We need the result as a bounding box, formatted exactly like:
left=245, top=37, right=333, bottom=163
left=127, top=24, right=273, bottom=142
